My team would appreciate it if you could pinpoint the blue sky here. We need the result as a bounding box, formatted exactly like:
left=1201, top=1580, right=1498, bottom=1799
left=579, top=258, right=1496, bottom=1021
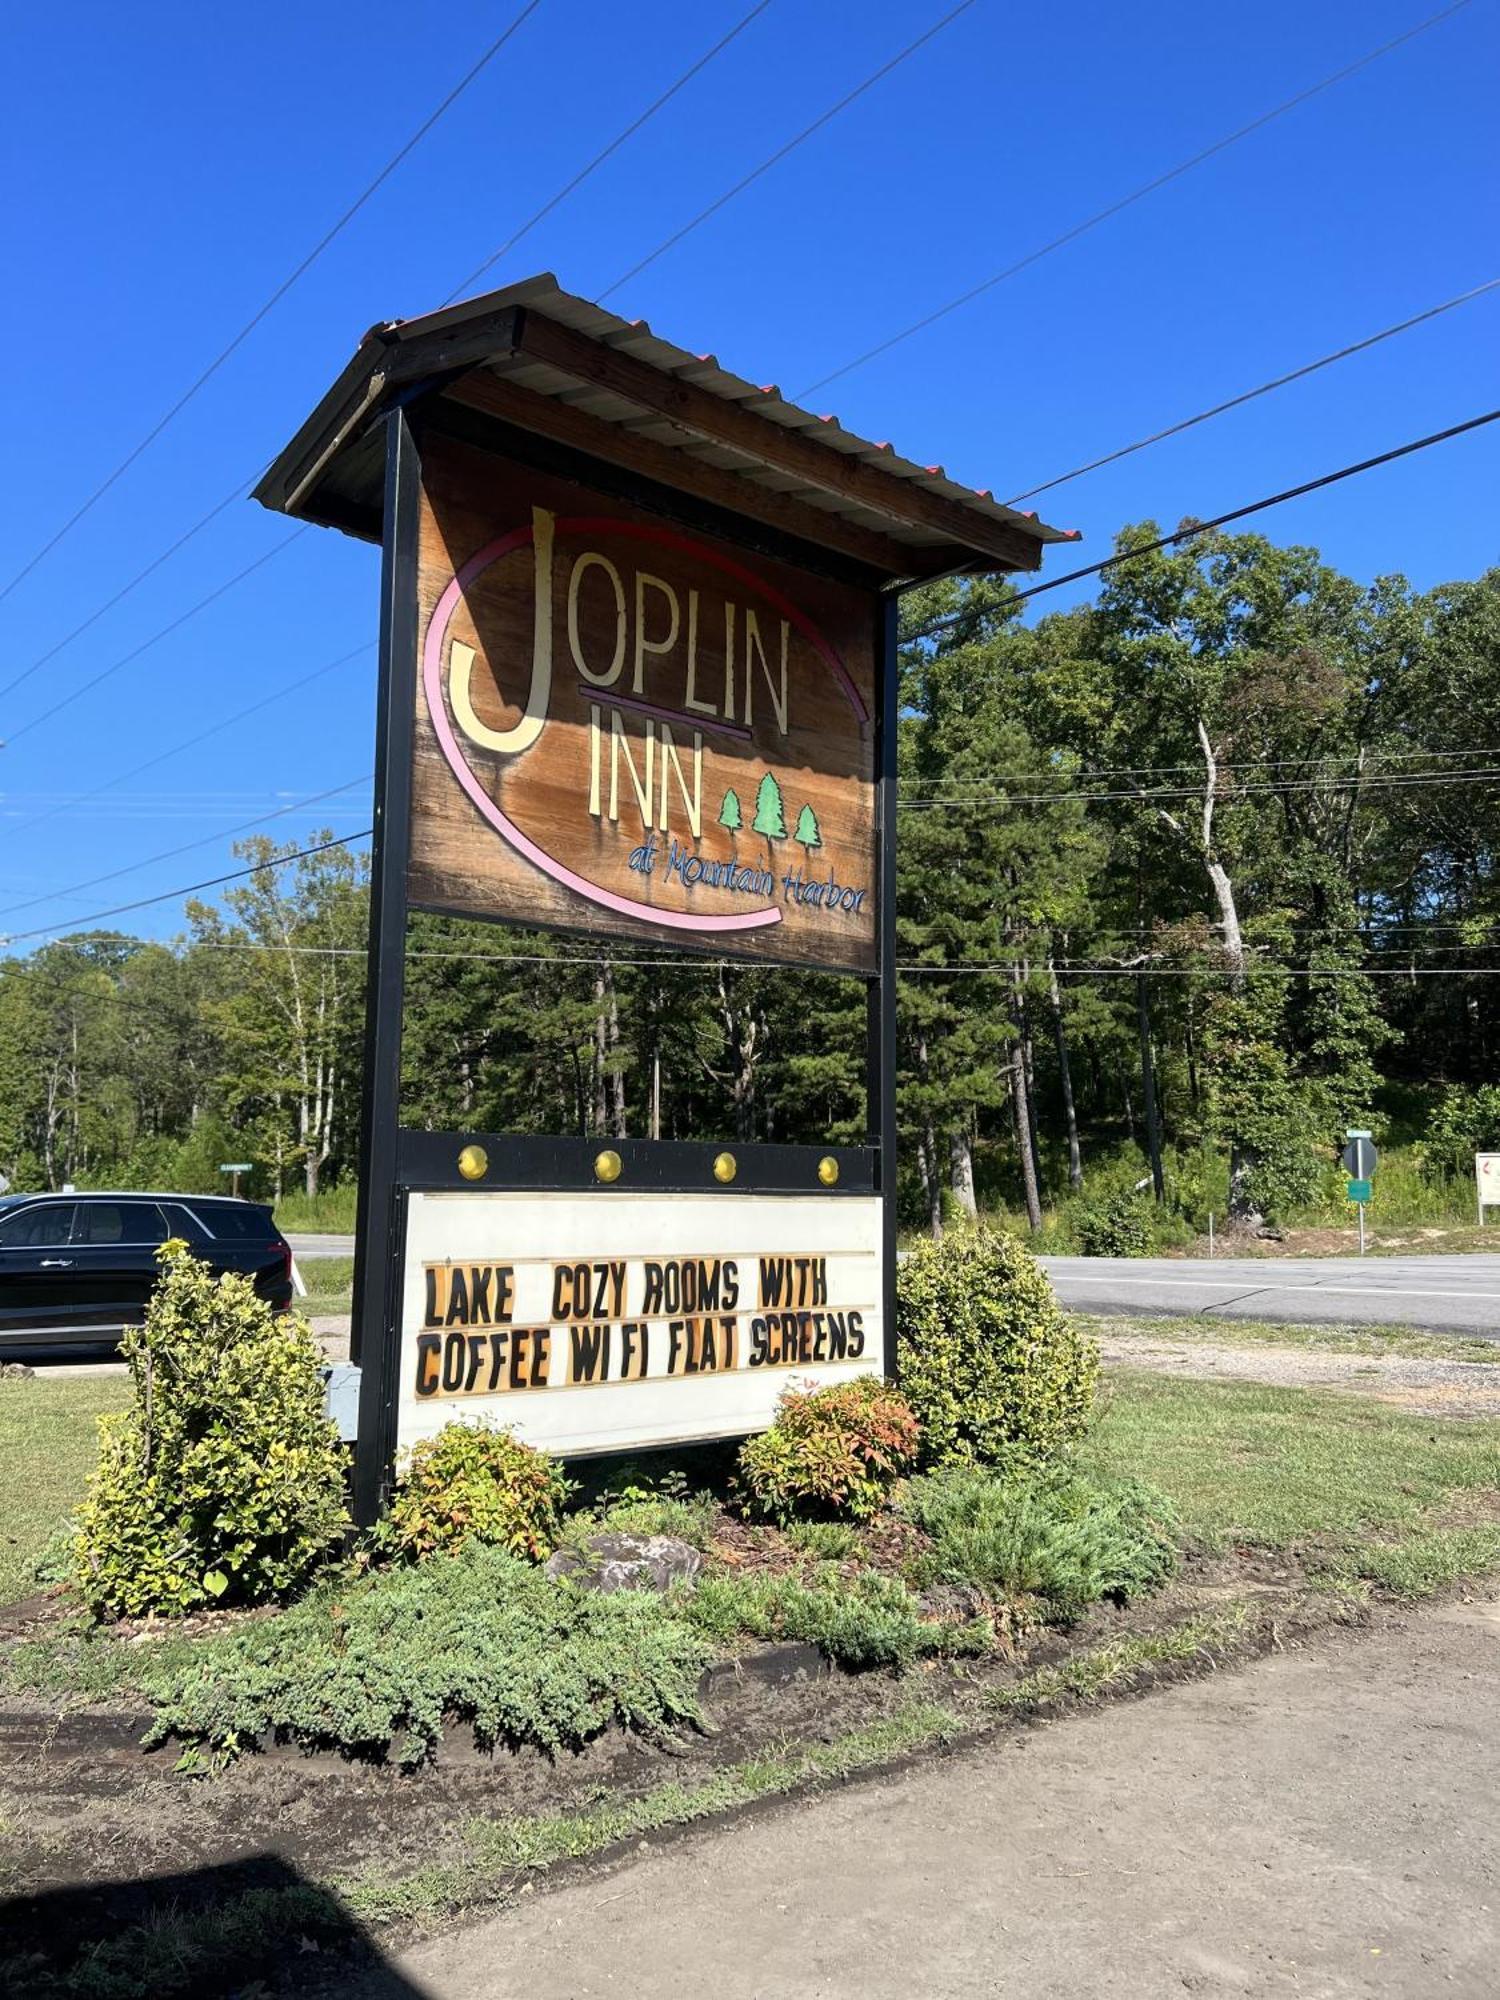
left=2, top=0, right=1495, bottom=946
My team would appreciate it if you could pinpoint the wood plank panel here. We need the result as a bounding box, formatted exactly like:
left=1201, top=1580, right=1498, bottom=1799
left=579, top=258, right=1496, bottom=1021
left=409, top=429, right=879, bottom=972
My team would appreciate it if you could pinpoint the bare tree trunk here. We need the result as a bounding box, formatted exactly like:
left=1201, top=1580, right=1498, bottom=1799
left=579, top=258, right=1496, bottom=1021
left=1048, top=959, right=1083, bottom=1191
left=1019, top=971, right=1044, bottom=1201
left=1136, top=973, right=1165, bottom=1202
left=949, top=1126, right=978, bottom=1221
left=922, top=1121, right=944, bottom=1237
left=1009, top=968, right=1043, bottom=1231
left=606, top=972, right=627, bottom=1138
left=650, top=1047, right=662, bottom=1142
left=592, top=968, right=608, bottom=1136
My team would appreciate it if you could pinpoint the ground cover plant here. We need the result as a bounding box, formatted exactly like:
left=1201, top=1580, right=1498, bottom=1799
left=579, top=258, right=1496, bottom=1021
left=896, top=1228, right=1099, bottom=1469
left=903, top=1464, right=1177, bottom=1616
left=140, top=1542, right=711, bottom=1768
left=72, top=1244, right=349, bottom=1617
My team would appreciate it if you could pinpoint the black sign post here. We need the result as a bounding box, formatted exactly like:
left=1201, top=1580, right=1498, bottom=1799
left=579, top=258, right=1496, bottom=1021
left=253, top=277, right=1066, bottom=1520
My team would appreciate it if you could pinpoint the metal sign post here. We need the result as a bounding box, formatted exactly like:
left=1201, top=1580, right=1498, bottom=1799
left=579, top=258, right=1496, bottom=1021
left=1342, top=1129, right=1378, bottom=1255
left=252, top=278, right=1067, bottom=1521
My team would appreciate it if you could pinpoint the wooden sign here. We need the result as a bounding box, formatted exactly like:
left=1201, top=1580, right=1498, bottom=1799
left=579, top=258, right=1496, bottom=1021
left=397, top=1188, right=883, bottom=1457
left=410, top=431, right=878, bottom=972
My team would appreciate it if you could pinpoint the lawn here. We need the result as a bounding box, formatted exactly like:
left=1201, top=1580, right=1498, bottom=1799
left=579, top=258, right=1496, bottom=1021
left=0, top=1375, right=129, bottom=1605
left=297, top=1253, right=353, bottom=1317
left=1082, top=1369, right=1500, bottom=1550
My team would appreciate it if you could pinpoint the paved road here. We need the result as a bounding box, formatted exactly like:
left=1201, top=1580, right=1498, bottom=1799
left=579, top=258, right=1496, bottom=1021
left=286, top=1233, right=355, bottom=1259
left=1041, top=1253, right=1500, bottom=1337
left=342, top=1595, right=1500, bottom=1999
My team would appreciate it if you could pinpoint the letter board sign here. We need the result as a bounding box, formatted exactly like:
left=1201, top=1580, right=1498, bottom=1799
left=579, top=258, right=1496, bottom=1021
left=400, top=1189, right=882, bottom=1458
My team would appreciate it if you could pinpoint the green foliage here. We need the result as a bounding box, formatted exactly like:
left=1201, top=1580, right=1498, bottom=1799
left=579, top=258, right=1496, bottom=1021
left=1074, top=1192, right=1153, bottom=1257
left=736, top=1376, right=920, bottom=1524
left=896, top=1228, right=1099, bottom=1471
left=683, top=1567, right=979, bottom=1669
left=73, top=1245, right=348, bottom=1618
left=785, top=1519, right=859, bottom=1559
left=385, top=1421, right=567, bottom=1563
left=904, top=1464, right=1178, bottom=1616
left=142, top=1542, right=710, bottom=1767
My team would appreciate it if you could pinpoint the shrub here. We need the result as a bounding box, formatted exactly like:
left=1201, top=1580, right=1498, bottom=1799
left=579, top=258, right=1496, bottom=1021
left=1074, top=1193, right=1153, bottom=1258
left=386, top=1421, right=566, bottom=1562
left=736, top=1376, right=920, bottom=1524
left=74, top=1244, right=348, bottom=1618
left=904, top=1465, right=1178, bottom=1617
left=896, top=1228, right=1098, bottom=1471
left=142, top=1543, right=710, bottom=1767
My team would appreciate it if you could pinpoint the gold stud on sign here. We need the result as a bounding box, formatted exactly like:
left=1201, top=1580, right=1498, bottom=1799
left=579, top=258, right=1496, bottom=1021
left=594, top=1149, right=623, bottom=1184
left=457, top=1144, right=488, bottom=1181
left=712, top=1152, right=737, bottom=1184
left=817, top=1155, right=840, bottom=1187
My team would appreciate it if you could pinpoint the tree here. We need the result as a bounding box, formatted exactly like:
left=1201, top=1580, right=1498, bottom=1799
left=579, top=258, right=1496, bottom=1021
left=794, top=804, right=822, bottom=850
left=751, top=772, right=787, bottom=838
left=718, top=787, right=742, bottom=832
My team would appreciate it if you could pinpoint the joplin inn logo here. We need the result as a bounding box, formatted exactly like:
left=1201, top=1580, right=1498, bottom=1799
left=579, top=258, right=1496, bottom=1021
left=418, top=499, right=876, bottom=964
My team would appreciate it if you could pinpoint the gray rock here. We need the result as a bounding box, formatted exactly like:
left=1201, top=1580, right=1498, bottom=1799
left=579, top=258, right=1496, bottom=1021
left=547, top=1531, right=703, bottom=1595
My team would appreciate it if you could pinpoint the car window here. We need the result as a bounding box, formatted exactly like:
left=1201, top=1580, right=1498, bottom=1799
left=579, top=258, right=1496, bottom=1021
left=163, top=1203, right=213, bottom=1244
left=71, top=1200, right=171, bottom=1247
left=0, top=1203, right=76, bottom=1248
left=196, top=1204, right=272, bottom=1242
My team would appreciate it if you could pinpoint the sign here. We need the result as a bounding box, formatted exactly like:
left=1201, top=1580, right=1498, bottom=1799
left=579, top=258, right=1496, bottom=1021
left=1341, top=1133, right=1379, bottom=1180
left=409, top=434, right=877, bottom=972
left=1476, top=1154, right=1500, bottom=1217
left=1346, top=1178, right=1372, bottom=1204
left=397, top=1189, right=883, bottom=1457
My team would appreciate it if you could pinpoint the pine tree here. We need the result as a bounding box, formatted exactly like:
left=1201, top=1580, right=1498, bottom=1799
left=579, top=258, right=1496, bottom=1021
left=751, top=772, right=787, bottom=839
left=718, top=787, right=742, bottom=832
left=793, top=804, right=822, bottom=850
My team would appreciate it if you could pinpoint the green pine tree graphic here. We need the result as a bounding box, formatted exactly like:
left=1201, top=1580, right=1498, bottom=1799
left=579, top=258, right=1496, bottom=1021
left=751, top=771, right=787, bottom=839
left=794, top=803, right=822, bottom=850
left=718, top=787, right=743, bottom=832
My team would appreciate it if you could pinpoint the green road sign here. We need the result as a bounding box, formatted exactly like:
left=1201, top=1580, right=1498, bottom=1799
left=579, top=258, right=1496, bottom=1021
left=1347, top=1178, right=1373, bottom=1204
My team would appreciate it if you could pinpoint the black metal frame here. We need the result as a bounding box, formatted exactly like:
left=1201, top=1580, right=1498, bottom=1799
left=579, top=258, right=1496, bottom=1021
left=349, top=400, right=901, bottom=1522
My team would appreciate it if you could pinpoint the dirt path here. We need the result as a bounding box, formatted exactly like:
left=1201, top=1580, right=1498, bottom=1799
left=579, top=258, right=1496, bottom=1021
left=343, top=1593, right=1500, bottom=2000
left=1099, top=1330, right=1500, bottom=1416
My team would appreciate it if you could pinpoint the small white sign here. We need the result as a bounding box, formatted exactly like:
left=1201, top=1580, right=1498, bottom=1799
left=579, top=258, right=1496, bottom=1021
left=1477, top=1154, right=1500, bottom=1212
left=396, top=1189, right=884, bottom=1458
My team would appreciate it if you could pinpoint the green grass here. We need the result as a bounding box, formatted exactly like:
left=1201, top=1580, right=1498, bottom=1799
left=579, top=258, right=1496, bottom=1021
left=985, top=1606, right=1250, bottom=1712
left=1317, top=1525, right=1500, bottom=1599
left=272, top=1184, right=358, bottom=1234
left=1081, top=1370, right=1500, bottom=1551
left=295, top=1252, right=353, bottom=1317
left=1085, top=1311, right=1500, bottom=1365
left=0, top=1376, right=128, bottom=1606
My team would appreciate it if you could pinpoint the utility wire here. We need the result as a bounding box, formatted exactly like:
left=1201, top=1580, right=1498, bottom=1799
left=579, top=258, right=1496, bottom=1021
left=3, top=529, right=309, bottom=746
left=599, top=0, right=978, bottom=300
left=443, top=0, right=776, bottom=306
left=0, top=2, right=545, bottom=607
left=907, top=405, right=1500, bottom=642
left=899, top=767, right=1500, bottom=809
left=0, top=832, right=374, bottom=947
left=1003, top=275, right=1500, bottom=506
left=0, top=776, right=372, bottom=922
left=2, top=645, right=370, bottom=842
left=799, top=0, right=1477, bottom=398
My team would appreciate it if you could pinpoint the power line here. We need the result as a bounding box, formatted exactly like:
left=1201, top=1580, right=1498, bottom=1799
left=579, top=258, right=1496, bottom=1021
left=442, top=0, right=776, bottom=306
left=907, top=404, right=1500, bottom=643
left=0, top=776, right=372, bottom=922
left=898, top=747, right=1500, bottom=788
left=898, top=767, right=1500, bottom=809
left=3, top=528, right=309, bottom=746
left=1, top=645, right=370, bottom=843
left=0, top=831, right=374, bottom=948
left=798, top=0, right=1477, bottom=398
left=598, top=0, right=978, bottom=300
left=0, top=1, right=545, bottom=607
left=1003, top=275, right=1500, bottom=506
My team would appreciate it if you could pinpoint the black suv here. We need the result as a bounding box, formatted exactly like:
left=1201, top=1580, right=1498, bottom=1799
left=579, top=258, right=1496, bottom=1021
left=0, top=1192, right=294, bottom=1352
